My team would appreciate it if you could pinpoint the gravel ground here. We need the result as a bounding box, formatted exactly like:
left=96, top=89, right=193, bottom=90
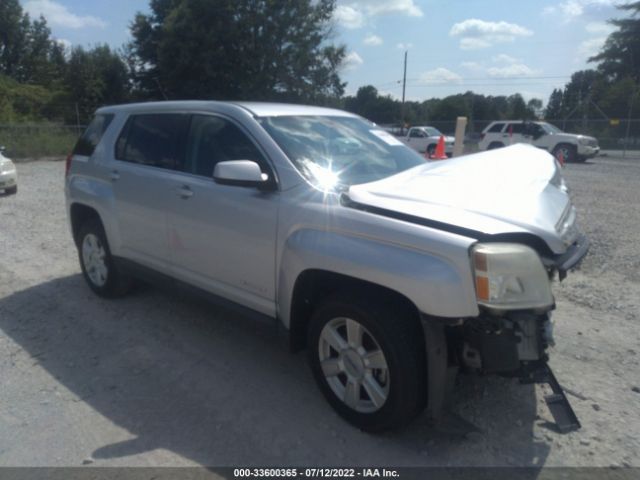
left=0, top=157, right=639, bottom=469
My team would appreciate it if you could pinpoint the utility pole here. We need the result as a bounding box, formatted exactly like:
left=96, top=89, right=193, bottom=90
left=401, top=50, right=407, bottom=135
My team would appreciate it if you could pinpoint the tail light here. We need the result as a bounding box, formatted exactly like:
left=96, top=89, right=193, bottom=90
left=65, top=153, right=72, bottom=177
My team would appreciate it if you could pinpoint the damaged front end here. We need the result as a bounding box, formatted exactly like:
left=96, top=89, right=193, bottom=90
left=427, top=236, right=589, bottom=433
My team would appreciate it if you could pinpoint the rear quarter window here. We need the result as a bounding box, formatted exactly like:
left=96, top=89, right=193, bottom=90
left=488, top=123, right=505, bottom=133
left=73, top=114, right=114, bottom=156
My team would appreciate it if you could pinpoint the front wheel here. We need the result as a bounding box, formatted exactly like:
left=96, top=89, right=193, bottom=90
left=552, top=144, right=577, bottom=164
left=307, top=294, right=427, bottom=431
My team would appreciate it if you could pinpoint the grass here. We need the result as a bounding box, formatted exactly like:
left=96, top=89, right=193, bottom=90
left=0, top=124, right=81, bottom=159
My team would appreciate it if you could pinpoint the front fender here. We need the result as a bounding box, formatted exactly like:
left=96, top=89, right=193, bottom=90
left=277, top=228, right=479, bottom=328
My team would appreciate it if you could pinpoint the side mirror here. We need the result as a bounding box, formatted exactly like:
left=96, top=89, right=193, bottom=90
left=213, top=160, right=272, bottom=189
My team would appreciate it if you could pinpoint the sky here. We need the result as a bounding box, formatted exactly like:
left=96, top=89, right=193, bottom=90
left=19, top=0, right=627, bottom=105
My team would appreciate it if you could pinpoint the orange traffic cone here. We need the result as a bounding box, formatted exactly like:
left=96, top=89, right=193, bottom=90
left=431, top=135, right=448, bottom=160
left=557, top=149, right=565, bottom=168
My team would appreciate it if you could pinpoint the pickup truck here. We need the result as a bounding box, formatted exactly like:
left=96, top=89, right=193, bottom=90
left=66, top=101, right=587, bottom=431
left=400, top=126, right=455, bottom=157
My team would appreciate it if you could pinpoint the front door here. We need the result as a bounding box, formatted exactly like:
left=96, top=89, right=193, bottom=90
left=166, top=114, right=279, bottom=316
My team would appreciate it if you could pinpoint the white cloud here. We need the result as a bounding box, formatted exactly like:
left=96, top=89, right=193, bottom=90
left=487, top=63, right=541, bottom=78
left=54, top=38, right=72, bottom=50
left=450, top=19, right=533, bottom=50
left=460, top=61, right=482, bottom=71
left=362, top=0, right=423, bottom=17
left=578, top=21, right=615, bottom=59
left=24, top=0, right=107, bottom=29
left=335, top=0, right=422, bottom=30
left=585, top=21, right=615, bottom=34
left=579, top=36, right=608, bottom=58
left=543, top=0, right=618, bottom=20
left=419, top=67, right=463, bottom=85
left=396, top=42, right=413, bottom=50
left=363, top=34, right=383, bottom=46
left=334, top=5, right=365, bottom=29
left=343, top=51, right=364, bottom=71
left=492, top=54, right=519, bottom=64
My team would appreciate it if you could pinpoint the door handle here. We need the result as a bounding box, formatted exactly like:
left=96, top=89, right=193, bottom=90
left=175, top=185, right=193, bottom=199
left=110, top=170, right=120, bottom=181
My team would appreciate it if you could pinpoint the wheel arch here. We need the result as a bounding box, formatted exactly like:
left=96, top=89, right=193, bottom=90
left=288, top=269, right=422, bottom=352
left=70, top=203, right=103, bottom=247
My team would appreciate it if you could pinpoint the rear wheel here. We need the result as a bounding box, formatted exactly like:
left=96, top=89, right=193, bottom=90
left=78, top=218, right=133, bottom=297
left=488, top=142, right=504, bottom=150
left=307, top=294, right=427, bottom=431
left=4, top=185, right=17, bottom=195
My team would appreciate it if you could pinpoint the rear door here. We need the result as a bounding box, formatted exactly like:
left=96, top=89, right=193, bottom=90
left=166, top=113, right=279, bottom=316
left=110, top=113, right=189, bottom=272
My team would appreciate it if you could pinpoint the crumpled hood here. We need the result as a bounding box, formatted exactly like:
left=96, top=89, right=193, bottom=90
left=347, top=144, right=576, bottom=254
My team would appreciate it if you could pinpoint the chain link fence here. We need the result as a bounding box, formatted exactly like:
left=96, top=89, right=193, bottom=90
left=390, top=118, right=640, bottom=156
left=0, top=124, right=83, bottom=159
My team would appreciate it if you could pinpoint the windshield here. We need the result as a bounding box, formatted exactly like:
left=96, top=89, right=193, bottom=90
left=539, top=122, right=563, bottom=134
left=258, top=115, right=427, bottom=189
left=424, top=127, right=442, bottom=137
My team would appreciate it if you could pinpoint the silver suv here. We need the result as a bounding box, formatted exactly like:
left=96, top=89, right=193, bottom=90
left=478, top=120, right=599, bottom=163
left=66, top=101, right=588, bottom=431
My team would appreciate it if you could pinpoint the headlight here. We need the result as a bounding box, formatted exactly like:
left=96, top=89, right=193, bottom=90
left=472, top=243, right=553, bottom=310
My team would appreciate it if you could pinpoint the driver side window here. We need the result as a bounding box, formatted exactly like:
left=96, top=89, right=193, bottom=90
left=409, top=129, right=425, bottom=138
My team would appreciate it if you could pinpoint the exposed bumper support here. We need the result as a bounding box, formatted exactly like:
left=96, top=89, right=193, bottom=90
left=521, top=363, right=581, bottom=433
left=555, top=234, right=590, bottom=280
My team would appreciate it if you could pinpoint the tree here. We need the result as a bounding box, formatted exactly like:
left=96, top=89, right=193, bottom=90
left=0, top=0, right=29, bottom=79
left=590, top=1, right=640, bottom=82
left=545, top=89, right=564, bottom=119
left=129, top=0, right=346, bottom=102
left=65, top=45, right=130, bottom=123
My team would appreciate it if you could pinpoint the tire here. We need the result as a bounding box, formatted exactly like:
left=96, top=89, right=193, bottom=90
left=307, top=293, right=427, bottom=432
left=552, top=144, right=577, bottom=164
left=77, top=218, right=133, bottom=298
left=426, top=144, right=436, bottom=156
left=488, top=142, right=504, bottom=150
left=6, top=185, right=17, bottom=195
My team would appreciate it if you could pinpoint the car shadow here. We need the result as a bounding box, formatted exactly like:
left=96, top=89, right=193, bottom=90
left=0, top=274, right=550, bottom=468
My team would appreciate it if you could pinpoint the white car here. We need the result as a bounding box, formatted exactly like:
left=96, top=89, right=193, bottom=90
left=478, top=121, right=599, bottom=163
left=401, top=126, right=455, bottom=157
left=0, top=146, right=17, bottom=195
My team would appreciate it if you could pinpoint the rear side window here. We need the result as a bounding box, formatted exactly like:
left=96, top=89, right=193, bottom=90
left=73, top=114, right=114, bottom=156
left=488, top=123, right=505, bottom=133
left=115, top=114, right=189, bottom=169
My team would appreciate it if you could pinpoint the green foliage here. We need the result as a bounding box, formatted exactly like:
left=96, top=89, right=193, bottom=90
left=129, top=0, right=346, bottom=102
left=0, top=124, right=78, bottom=158
left=590, top=1, right=640, bottom=82
left=342, top=88, right=541, bottom=127
left=64, top=45, right=130, bottom=123
left=0, top=74, right=58, bottom=122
